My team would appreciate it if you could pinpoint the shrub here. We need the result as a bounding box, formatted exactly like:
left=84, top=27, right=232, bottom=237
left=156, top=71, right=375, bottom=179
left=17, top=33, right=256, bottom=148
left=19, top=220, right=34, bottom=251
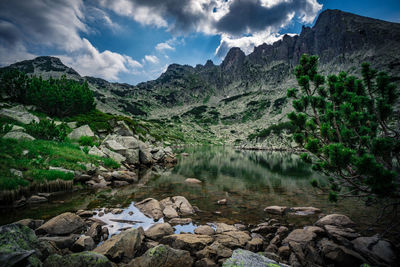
left=78, top=136, right=95, bottom=147
left=102, top=158, right=120, bottom=169
left=25, top=119, right=68, bottom=141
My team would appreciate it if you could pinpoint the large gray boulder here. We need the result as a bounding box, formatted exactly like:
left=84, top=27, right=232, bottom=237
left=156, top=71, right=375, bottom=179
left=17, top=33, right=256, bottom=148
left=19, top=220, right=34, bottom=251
left=138, top=141, right=153, bottom=164
left=43, top=251, right=112, bottom=267
left=67, top=125, right=94, bottom=140
left=35, top=212, right=85, bottom=235
left=99, top=146, right=126, bottom=163
left=127, top=244, right=193, bottom=267
left=3, top=131, right=35, bottom=140
left=0, top=106, right=39, bottom=124
left=352, top=235, right=397, bottom=266
left=222, top=249, right=288, bottom=267
left=93, top=227, right=144, bottom=262
left=88, top=146, right=106, bottom=157
left=113, top=121, right=133, bottom=136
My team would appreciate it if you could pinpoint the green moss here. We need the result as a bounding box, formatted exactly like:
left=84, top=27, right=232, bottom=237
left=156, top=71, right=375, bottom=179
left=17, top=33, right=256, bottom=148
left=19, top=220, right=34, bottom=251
left=148, top=245, right=168, bottom=257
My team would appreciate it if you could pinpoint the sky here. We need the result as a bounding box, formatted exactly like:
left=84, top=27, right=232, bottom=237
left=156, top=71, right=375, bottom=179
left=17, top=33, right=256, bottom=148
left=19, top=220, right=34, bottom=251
left=0, top=0, right=399, bottom=85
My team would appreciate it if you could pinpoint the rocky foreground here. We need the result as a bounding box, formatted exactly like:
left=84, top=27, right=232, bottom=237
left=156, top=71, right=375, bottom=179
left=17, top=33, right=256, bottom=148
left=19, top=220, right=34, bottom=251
left=0, top=195, right=397, bottom=267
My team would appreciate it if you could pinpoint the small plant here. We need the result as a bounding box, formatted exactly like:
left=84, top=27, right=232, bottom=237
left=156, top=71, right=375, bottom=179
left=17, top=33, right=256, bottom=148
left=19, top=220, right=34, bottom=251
left=102, top=158, right=120, bottom=169
left=25, top=119, right=68, bottom=141
left=78, top=136, right=94, bottom=147
left=82, top=146, right=90, bottom=154
left=0, top=122, right=12, bottom=136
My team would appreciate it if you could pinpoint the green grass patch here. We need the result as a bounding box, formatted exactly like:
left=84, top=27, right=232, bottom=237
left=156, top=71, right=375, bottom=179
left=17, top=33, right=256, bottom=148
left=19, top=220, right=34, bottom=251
left=248, top=121, right=296, bottom=140
left=102, top=158, right=120, bottom=169
left=78, top=136, right=95, bottom=146
left=30, top=169, right=74, bottom=182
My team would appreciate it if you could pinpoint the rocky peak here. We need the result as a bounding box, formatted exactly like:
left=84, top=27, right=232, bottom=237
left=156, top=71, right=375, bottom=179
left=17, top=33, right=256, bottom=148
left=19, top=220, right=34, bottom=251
left=204, top=59, right=215, bottom=68
left=221, top=47, right=245, bottom=71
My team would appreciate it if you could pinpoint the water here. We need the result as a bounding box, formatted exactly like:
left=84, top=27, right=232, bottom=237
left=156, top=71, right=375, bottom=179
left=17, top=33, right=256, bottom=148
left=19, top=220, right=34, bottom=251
left=0, top=146, right=378, bottom=234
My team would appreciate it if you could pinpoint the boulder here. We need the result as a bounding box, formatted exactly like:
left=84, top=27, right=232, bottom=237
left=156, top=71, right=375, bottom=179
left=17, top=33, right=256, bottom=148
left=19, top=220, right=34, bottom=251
left=160, top=196, right=195, bottom=216
left=169, top=218, right=192, bottom=224
left=93, top=227, right=144, bottom=262
left=324, top=225, right=360, bottom=246
left=282, top=228, right=318, bottom=244
left=113, top=135, right=139, bottom=149
left=222, top=249, right=288, bottom=267
left=139, top=142, right=153, bottom=164
left=264, top=206, right=288, bottom=215
left=36, top=212, right=85, bottom=236
left=43, top=251, right=112, bottom=267
left=126, top=244, right=193, bottom=267
left=3, top=131, right=35, bottom=140
left=145, top=223, right=174, bottom=240
left=185, top=178, right=202, bottom=184
left=195, top=258, right=217, bottom=267
left=113, top=121, right=133, bottom=136
left=103, top=139, right=126, bottom=152
left=67, top=122, right=77, bottom=129
left=214, top=231, right=251, bottom=248
left=215, top=223, right=237, bottom=234
left=67, top=125, right=94, bottom=140
left=245, top=237, right=263, bottom=252
left=27, top=195, right=48, bottom=204
left=88, top=146, right=106, bottom=157
left=76, top=210, right=94, bottom=218
left=100, top=146, right=126, bottom=163
left=352, top=235, right=397, bottom=266
left=71, top=235, right=95, bottom=252
left=135, top=198, right=163, bottom=220
left=111, top=171, right=138, bottom=183
left=160, top=234, right=214, bottom=253
left=86, top=222, right=103, bottom=243
left=318, top=238, right=366, bottom=266
left=315, top=214, right=355, bottom=228
left=11, top=125, right=25, bottom=132
left=195, top=225, right=215, bottom=236
left=163, top=205, right=179, bottom=219
left=0, top=224, right=43, bottom=267
left=39, top=235, right=79, bottom=249
left=0, top=106, right=39, bottom=124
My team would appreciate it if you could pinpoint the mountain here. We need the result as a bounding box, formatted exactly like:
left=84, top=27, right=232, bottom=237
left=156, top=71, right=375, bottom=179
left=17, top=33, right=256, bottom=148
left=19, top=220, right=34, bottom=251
left=2, top=9, right=400, bottom=147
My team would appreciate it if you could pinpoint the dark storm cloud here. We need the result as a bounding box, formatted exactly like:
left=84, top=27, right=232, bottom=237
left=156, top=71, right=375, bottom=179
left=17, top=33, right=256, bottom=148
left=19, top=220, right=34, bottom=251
left=216, top=0, right=319, bottom=35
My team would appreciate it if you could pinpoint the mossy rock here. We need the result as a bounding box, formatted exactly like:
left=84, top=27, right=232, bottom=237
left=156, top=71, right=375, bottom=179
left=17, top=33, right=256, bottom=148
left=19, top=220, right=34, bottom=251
left=0, top=223, right=43, bottom=267
left=43, top=252, right=112, bottom=267
left=223, top=249, right=287, bottom=267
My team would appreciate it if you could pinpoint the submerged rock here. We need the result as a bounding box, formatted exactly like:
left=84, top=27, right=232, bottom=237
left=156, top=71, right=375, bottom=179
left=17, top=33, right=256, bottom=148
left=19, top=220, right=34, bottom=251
left=43, top=251, right=112, bottom=267
left=264, top=206, right=288, bottom=215
left=223, top=249, right=288, bottom=267
left=126, top=244, right=193, bottom=267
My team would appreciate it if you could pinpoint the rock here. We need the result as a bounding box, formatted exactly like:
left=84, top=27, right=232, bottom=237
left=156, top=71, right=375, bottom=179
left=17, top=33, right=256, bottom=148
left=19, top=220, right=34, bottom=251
left=49, top=166, right=74, bottom=174
left=145, top=223, right=174, bottom=240
left=126, top=244, right=193, bottom=267
left=71, top=236, right=95, bottom=252
left=111, top=170, right=137, bottom=183
left=160, top=196, right=195, bottom=216
left=43, top=251, right=112, bottom=267
left=113, top=180, right=129, bottom=187
left=10, top=125, right=25, bottom=132
left=3, top=131, right=35, bottom=140
left=195, top=258, right=217, bottom=267
left=163, top=205, right=179, bottom=219
left=10, top=168, right=23, bottom=177
left=215, top=223, right=237, bottom=234
left=264, top=206, right=288, bottom=215
left=114, top=121, right=133, bottom=136
left=251, top=223, right=277, bottom=235
left=290, top=207, right=321, bottom=215
left=88, top=146, right=106, bottom=157
left=67, top=122, right=77, bottom=128
left=266, top=244, right=278, bottom=253
left=99, top=146, right=126, bottom=163
left=27, top=195, right=47, bottom=203
left=181, top=152, right=189, bottom=156
left=315, top=214, right=355, bottom=228
left=39, top=235, right=79, bottom=249
left=352, top=235, right=397, bottom=266
left=217, top=199, right=228, bottom=205
left=209, top=241, right=233, bottom=259
left=15, top=219, right=44, bottom=230
left=104, top=139, right=126, bottom=152
left=278, top=246, right=291, bottom=260
left=111, top=208, right=124, bottom=215
left=0, top=224, right=44, bottom=267
left=223, top=249, right=288, bottom=267
left=169, top=218, right=192, bottom=224
left=135, top=198, right=163, bottom=220
left=86, top=223, right=103, bottom=243
left=139, top=143, right=153, bottom=165
left=276, top=226, right=289, bottom=236
left=76, top=210, right=94, bottom=218
left=36, top=212, right=85, bottom=235
left=245, top=237, right=263, bottom=252
left=195, top=225, right=215, bottom=236
left=283, top=228, right=317, bottom=244
left=185, top=178, right=202, bottom=184
left=93, top=227, right=144, bottom=262
left=160, top=234, right=214, bottom=253
left=113, top=136, right=139, bottom=149
left=324, top=225, right=360, bottom=245
left=214, top=230, right=251, bottom=248
left=318, top=238, right=366, bottom=266
left=0, top=106, right=39, bottom=124
left=67, top=125, right=94, bottom=140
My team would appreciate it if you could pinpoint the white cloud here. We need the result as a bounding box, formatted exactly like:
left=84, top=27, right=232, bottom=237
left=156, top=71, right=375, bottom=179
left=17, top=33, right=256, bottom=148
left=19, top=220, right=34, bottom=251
left=143, top=55, right=159, bottom=64
left=155, top=42, right=175, bottom=52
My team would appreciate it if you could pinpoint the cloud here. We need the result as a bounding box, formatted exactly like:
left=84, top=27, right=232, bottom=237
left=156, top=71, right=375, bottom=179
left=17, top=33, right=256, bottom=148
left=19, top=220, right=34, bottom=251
left=0, top=0, right=142, bottom=81
left=143, top=55, right=159, bottom=64
left=155, top=42, right=175, bottom=52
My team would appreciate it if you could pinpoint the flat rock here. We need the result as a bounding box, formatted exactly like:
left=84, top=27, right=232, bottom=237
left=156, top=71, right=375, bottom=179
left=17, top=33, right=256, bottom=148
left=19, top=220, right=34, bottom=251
left=27, top=195, right=47, bottom=203
left=43, top=251, right=112, bottom=267
left=0, top=106, right=39, bottom=124
left=264, top=206, right=288, bottom=215
left=214, top=231, right=251, bottom=248
left=160, top=234, right=214, bottom=253
left=111, top=170, right=137, bottom=183
left=36, top=212, right=85, bottom=235
left=185, top=178, right=202, bottom=184
left=135, top=198, right=163, bottom=220
left=315, top=214, right=355, bottom=228
left=195, top=225, right=215, bottom=236
left=39, top=235, right=79, bottom=249
left=290, top=206, right=321, bottom=215
left=215, top=223, right=237, bottom=234
left=169, top=218, right=192, bottom=225
left=145, top=223, right=174, bottom=240
left=282, top=228, right=317, bottom=244
left=3, top=131, right=35, bottom=140
left=222, top=249, right=288, bottom=267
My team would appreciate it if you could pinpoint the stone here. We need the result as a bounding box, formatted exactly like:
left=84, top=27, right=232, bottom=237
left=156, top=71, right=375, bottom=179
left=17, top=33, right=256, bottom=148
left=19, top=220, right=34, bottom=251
left=217, top=199, right=228, bottom=205
left=126, top=244, right=193, bottom=267
left=169, top=218, right=192, bottom=224
left=160, top=234, right=214, bottom=253
left=160, top=196, right=195, bottom=216
left=278, top=246, right=291, bottom=259
left=209, top=242, right=233, bottom=259
left=88, top=146, right=106, bottom=157
left=145, top=223, right=174, bottom=240
left=49, top=166, right=74, bottom=174
left=195, top=225, right=215, bottom=236
left=114, top=121, right=133, bottom=136
left=318, top=238, right=366, bottom=266
left=251, top=223, right=277, bottom=235
left=100, top=146, right=126, bottom=163
left=71, top=235, right=95, bottom=252
left=163, top=205, right=179, bottom=219
left=39, top=235, right=79, bottom=249
left=0, top=224, right=44, bottom=267
left=139, top=142, right=153, bottom=164
left=245, top=237, right=263, bottom=252
left=3, top=131, right=35, bottom=140
left=76, top=210, right=94, bottom=218
left=67, top=125, right=94, bottom=140
left=111, top=170, right=137, bottom=183
left=185, top=178, right=202, bottom=184
left=36, top=212, right=85, bottom=235
left=10, top=125, right=25, bottom=132
left=135, top=198, right=163, bottom=220
left=352, top=235, right=397, bottom=266
left=290, top=207, right=321, bottom=215
left=283, top=228, right=317, bottom=244
left=214, top=231, right=251, bottom=248
left=264, top=206, right=288, bottom=215
left=27, top=195, right=47, bottom=203
left=104, top=139, right=126, bottom=152
left=195, top=258, right=217, bottom=267
left=216, top=223, right=237, bottom=234
left=43, top=251, right=112, bottom=267
left=0, top=106, right=39, bottom=124
left=67, top=122, right=77, bottom=128
left=276, top=226, right=289, bottom=236
left=113, top=136, right=139, bottom=149
left=324, top=225, right=360, bottom=245
left=15, top=219, right=44, bottom=230
left=315, top=214, right=355, bottom=228
left=111, top=208, right=123, bottom=215
left=93, top=227, right=144, bottom=262
left=222, top=249, right=288, bottom=267
left=86, top=223, right=103, bottom=243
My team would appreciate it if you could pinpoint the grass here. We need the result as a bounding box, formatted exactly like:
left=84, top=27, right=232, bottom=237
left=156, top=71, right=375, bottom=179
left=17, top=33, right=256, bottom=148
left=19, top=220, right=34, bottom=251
left=0, top=138, right=119, bottom=190
left=248, top=121, right=296, bottom=140
left=30, top=169, right=74, bottom=182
